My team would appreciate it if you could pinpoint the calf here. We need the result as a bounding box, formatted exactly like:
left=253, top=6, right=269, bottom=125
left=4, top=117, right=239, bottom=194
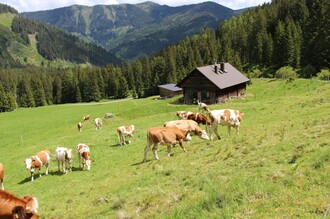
left=197, top=100, right=209, bottom=112
left=55, top=147, right=73, bottom=173
left=143, top=126, right=191, bottom=162
left=83, top=115, right=90, bottom=122
left=117, top=125, right=135, bottom=145
left=77, top=122, right=82, bottom=132
left=76, top=143, right=93, bottom=171
left=93, top=118, right=102, bottom=130
left=0, top=190, right=39, bottom=219
left=207, top=109, right=244, bottom=140
left=24, top=150, right=51, bottom=181
left=176, top=111, right=193, bottom=119
left=0, top=163, right=4, bottom=190
left=164, top=119, right=209, bottom=140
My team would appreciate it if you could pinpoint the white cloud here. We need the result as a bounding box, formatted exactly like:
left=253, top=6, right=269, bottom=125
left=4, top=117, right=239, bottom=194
left=1, top=0, right=271, bottom=12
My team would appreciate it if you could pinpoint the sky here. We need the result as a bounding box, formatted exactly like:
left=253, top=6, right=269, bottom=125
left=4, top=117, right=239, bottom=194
left=1, top=0, right=271, bottom=13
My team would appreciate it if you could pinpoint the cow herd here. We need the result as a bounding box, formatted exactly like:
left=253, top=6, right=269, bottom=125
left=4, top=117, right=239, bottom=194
left=0, top=102, right=244, bottom=218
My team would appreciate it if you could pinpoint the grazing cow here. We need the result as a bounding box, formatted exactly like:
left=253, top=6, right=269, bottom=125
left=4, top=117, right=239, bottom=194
left=117, top=125, right=135, bottom=145
left=164, top=120, right=209, bottom=140
left=197, top=100, right=209, bottom=112
left=77, top=122, right=82, bottom=132
left=104, top=113, right=114, bottom=118
left=55, top=147, right=73, bottom=173
left=207, top=109, right=244, bottom=140
left=93, top=118, right=102, bottom=130
left=143, top=126, right=192, bottom=162
left=24, top=150, right=51, bottom=181
left=176, top=111, right=193, bottom=119
left=83, top=115, right=90, bottom=122
left=0, top=163, right=4, bottom=190
left=0, top=190, right=39, bottom=219
left=186, top=113, right=211, bottom=126
left=76, top=144, right=93, bottom=171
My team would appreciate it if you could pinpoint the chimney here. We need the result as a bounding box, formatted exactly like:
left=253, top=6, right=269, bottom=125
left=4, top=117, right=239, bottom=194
left=214, top=65, right=218, bottom=73
left=220, top=62, right=225, bottom=72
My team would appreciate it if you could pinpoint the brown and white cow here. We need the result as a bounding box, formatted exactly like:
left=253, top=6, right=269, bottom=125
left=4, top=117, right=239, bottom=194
left=207, top=109, right=244, bottom=140
left=176, top=111, right=193, bottom=119
left=186, top=113, right=211, bottom=126
left=0, top=163, right=4, bottom=190
left=93, top=118, right=102, bottom=130
left=77, top=122, right=83, bottom=132
left=117, top=125, right=135, bottom=145
left=143, top=126, right=192, bottom=162
left=24, top=150, right=51, bottom=181
left=55, top=147, right=73, bottom=173
left=76, top=143, right=93, bottom=171
left=164, top=120, right=209, bottom=140
left=83, top=115, right=90, bottom=122
left=0, top=190, right=39, bottom=219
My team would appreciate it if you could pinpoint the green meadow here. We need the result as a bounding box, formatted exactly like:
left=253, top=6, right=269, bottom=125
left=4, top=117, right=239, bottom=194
left=0, top=78, right=329, bottom=218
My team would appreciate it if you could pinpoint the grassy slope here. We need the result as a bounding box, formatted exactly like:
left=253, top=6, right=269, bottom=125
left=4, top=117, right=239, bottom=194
left=0, top=79, right=329, bottom=218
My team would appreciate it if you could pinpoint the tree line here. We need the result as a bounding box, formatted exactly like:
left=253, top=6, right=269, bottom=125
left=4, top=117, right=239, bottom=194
left=0, top=0, right=329, bottom=112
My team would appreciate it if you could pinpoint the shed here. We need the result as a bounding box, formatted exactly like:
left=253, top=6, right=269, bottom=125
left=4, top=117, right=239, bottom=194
left=176, top=62, right=249, bottom=104
left=158, top=83, right=183, bottom=98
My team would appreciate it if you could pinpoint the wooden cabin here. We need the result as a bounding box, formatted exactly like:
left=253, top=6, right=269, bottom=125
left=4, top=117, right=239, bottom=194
left=176, top=62, right=249, bottom=104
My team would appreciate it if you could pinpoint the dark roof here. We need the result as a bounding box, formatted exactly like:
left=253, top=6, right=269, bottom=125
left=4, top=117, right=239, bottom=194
left=158, top=83, right=182, bottom=92
left=177, top=63, right=249, bottom=89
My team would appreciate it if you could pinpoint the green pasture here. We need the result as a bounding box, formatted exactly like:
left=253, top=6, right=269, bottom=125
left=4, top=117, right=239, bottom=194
left=0, top=78, right=329, bottom=218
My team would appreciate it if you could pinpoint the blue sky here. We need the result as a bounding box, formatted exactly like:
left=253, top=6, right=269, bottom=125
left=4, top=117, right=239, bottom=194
left=2, top=0, right=271, bottom=13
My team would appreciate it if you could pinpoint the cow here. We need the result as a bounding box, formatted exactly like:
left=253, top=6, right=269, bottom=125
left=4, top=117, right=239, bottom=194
left=164, top=120, right=209, bottom=140
left=176, top=111, right=193, bottom=119
left=76, top=143, right=93, bottom=171
left=207, top=109, right=244, bottom=140
left=93, top=118, right=102, bottom=130
left=186, top=113, right=211, bottom=126
left=104, top=113, right=114, bottom=118
left=24, top=150, right=51, bottom=181
left=55, top=147, right=73, bottom=173
left=77, top=122, right=82, bottom=132
left=117, top=125, right=135, bottom=145
left=197, top=100, right=209, bottom=112
left=83, top=115, right=90, bottom=122
left=0, top=189, right=39, bottom=219
left=0, top=163, right=4, bottom=190
left=143, top=126, right=192, bottom=162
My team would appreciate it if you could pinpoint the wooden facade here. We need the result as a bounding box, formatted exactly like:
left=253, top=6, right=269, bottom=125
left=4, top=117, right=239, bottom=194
left=177, top=63, right=249, bottom=104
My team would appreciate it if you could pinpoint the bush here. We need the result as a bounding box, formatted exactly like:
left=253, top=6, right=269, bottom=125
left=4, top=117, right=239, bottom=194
left=275, top=66, right=297, bottom=80
left=317, top=69, right=330, bottom=81
left=299, top=65, right=317, bottom=78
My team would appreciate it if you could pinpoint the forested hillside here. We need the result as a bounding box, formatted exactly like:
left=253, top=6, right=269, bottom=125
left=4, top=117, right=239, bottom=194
left=0, top=4, right=121, bottom=68
left=21, top=1, right=238, bottom=61
left=0, top=0, right=330, bottom=113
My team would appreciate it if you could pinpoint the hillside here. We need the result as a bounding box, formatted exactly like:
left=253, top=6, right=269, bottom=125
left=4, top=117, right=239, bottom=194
left=0, top=5, right=122, bottom=68
left=21, top=1, right=240, bottom=61
left=0, top=79, right=329, bottom=218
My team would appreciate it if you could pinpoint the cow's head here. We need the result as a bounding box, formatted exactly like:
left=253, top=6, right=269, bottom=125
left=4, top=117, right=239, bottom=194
left=197, top=130, right=210, bottom=140
left=65, top=149, right=73, bottom=161
left=24, top=158, right=34, bottom=172
left=85, top=160, right=94, bottom=171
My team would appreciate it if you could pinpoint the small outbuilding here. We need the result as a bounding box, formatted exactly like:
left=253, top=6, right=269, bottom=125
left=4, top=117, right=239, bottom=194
left=176, top=62, right=249, bottom=104
left=158, top=83, right=183, bottom=98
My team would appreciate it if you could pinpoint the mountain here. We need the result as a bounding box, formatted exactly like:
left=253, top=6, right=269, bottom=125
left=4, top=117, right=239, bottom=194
left=21, top=1, right=240, bottom=61
left=0, top=4, right=122, bottom=68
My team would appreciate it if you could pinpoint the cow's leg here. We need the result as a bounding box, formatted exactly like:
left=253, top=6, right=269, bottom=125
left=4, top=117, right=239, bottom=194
left=78, top=155, right=81, bottom=169
left=45, top=163, right=49, bottom=175
left=63, top=161, right=67, bottom=173
left=236, top=125, right=240, bottom=135
left=227, top=126, right=231, bottom=136
left=178, top=141, right=188, bottom=154
left=38, top=168, right=42, bottom=178
left=31, top=172, right=34, bottom=181
left=214, top=125, right=221, bottom=140
left=167, top=144, right=172, bottom=157
left=57, top=160, right=60, bottom=172
left=143, top=144, right=151, bottom=162
left=152, top=144, right=160, bottom=160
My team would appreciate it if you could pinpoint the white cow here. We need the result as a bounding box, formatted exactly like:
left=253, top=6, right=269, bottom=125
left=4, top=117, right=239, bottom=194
left=93, top=118, right=102, bottom=130
left=55, top=147, right=73, bottom=173
left=117, top=125, right=135, bottom=145
left=207, top=109, right=244, bottom=140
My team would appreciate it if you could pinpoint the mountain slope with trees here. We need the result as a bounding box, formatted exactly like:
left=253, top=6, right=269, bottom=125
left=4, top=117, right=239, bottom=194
left=0, top=4, right=121, bottom=68
left=21, top=1, right=240, bottom=61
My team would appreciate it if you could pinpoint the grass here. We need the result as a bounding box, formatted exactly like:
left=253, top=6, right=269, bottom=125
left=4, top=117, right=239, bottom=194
left=0, top=78, right=329, bottom=218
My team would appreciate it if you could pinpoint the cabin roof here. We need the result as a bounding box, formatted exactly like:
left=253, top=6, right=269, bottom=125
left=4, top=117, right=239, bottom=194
left=158, top=83, right=183, bottom=92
